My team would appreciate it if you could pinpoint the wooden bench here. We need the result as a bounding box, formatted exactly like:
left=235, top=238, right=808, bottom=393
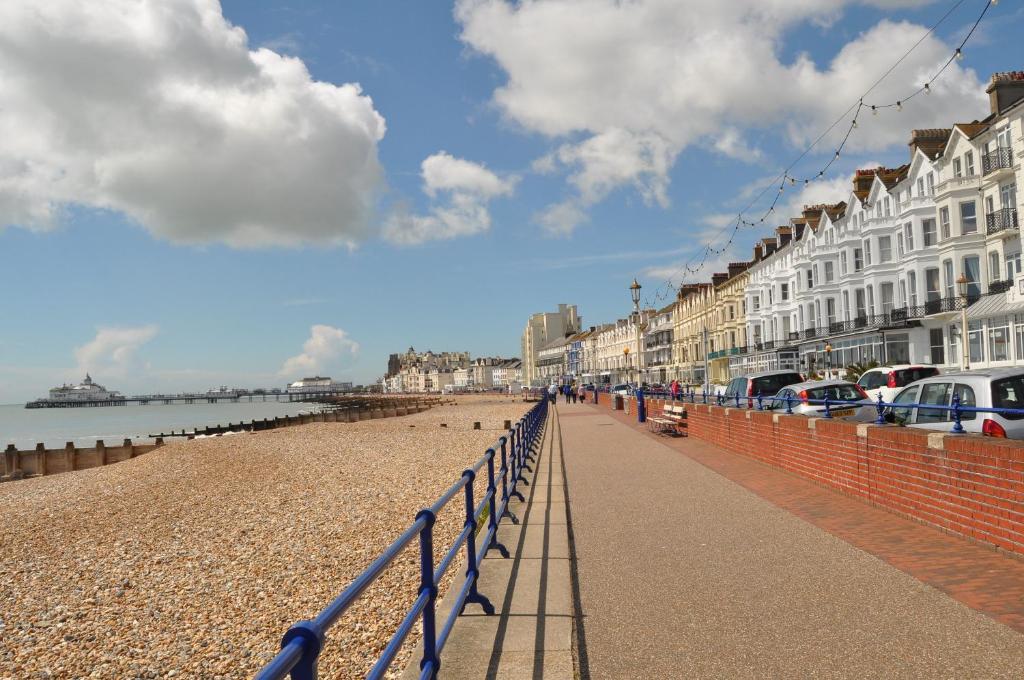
left=648, top=403, right=688, bottom=436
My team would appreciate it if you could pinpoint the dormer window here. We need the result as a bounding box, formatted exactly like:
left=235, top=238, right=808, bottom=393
left=953, top=157, right=962, bottom=178
left=964, top=151, right=974, bottom=176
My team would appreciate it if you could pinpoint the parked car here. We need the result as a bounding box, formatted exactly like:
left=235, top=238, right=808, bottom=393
left=610, top=383, right=633, bottom=396
left=856, top=364, right=940, bottom=403
left=886, top=368, right=1024, bottom=438
left=723, top=370, right=804, bottom=405
left=767, top=380, right=874, bottom=419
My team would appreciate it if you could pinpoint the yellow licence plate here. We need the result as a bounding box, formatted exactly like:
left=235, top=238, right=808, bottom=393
left=830, top=409, right=855, bottom=417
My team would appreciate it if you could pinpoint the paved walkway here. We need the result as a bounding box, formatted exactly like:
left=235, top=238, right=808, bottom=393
left=560, top=400, right=1024, bottom=679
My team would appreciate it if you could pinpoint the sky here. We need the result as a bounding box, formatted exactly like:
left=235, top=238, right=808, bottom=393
left=0, top=0, right=1021, bottom=402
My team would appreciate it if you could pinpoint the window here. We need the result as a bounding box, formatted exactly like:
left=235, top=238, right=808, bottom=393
left=824, top=261, right=834, bottom=282
left=939, top=207, right=950, bottom=240
left=752, top=295, right=760, bottom=311
left=842, top=291, right=850, bottom=320
left=840, top=252, right=847, bottom=275
left=904, top=223, right=913, bottom=251
left=990, top=252, right=1001, bottom=283
left=894, top=191, right=902, bottom=215
left=863, top=240, right=872, bottom=266
left=1002, top=182, right=1018, bottom=209
left=883, top=197, right=891, bottom=217
left=879, top=236, right=892, bottom=263
left=891, top=386, right=920, bottom=425
left=867, top=285, right=875, bottom=315
left=826, top=298, right=836, bottom=325
left=953, top=157, right=962, bottom=178
left=917, top=382, right=952, bottom=423
left=917, top=177, right=925, bottom=196
left=943, top=259, right=954, bottom=299
left=948, top=324, right=960, bottom=365
left=993, top=373, right=1024, bottom=420
left=854, top=248, right=863, bottom=272
left=963, top=255, right=981, bottom=299
left=927, top=172, right=935, bottom=195
left=997, top=125, right=1012, bottom=149
left=923, top=218, right=936, bottom=246
left=897, top=233, right=904, bottom=258
left=965, top=151, right=975, bottom=176
left=954, top=383, right=978, bottom=422
left=990, top=316, right=1010, bottom=362
left=960, top=201, right=977, bottom=234
left=929, top=328, right=944, bottom=365
left=899, top=279, right=907, bottom=307
left=855, top=288, right=867, bottom=318
left=806, top=269, right=813, bottom=289
left=908, top=271, right=918, bottom=307
left=1007, top=252, right=1022, bottom=279
left=968, top=320, right=984, bottom=363
left=781, top=283, right=789, bottom=301
left=881, top=282, right=894, bottom=315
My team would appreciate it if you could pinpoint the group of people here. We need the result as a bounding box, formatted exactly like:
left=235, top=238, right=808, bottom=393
left=547, top=382, right=588, bottom=404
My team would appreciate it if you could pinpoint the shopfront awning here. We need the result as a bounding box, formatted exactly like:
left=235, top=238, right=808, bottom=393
left=967, top=293, right=1024, bottom=320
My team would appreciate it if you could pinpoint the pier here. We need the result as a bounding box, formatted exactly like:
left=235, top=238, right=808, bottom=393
left=24, top=388, right=355, bottom=409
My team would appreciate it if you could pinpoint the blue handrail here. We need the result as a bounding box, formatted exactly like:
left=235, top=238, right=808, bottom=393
left=254, top=398, right=548, bottom=680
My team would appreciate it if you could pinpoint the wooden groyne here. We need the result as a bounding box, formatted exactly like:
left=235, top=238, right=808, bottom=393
left=2, top=438, right=164, bottom=482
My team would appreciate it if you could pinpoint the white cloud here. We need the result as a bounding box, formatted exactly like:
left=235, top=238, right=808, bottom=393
left=534, top=200, right=589, bottom=237
left=383, top=152, right=517, bottom=245
left=0, top=0, right=386, bottom=248
left=74, top=325, right=159, bottom=378
left=457, top=0, right=986, bottom=232
left=280, top=325, right=359, bottom=377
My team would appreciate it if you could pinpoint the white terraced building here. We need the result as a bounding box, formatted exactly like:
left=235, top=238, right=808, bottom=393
left=743, top=71, right=1024, bottom=378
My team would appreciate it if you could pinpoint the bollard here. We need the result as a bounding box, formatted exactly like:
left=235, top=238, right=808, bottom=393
left=636, top=388, right=646, bottom=423
left=951, top=393, right=964, bottom=433
left=875, top=393, right=886, bottom=425
left=473, top=422, right=481, bottom=430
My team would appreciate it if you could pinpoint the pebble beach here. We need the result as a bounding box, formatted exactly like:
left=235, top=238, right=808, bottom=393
left=0, top=396, right=531, bottom=679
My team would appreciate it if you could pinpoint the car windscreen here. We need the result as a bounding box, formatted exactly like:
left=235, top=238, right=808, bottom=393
left=991, top=375, right=1024, bottom=420
left=895, top=367, right=939, bottom=387
left=752, top=374, right=802, bottom=397
left=806, top=384, right=864, bottom=402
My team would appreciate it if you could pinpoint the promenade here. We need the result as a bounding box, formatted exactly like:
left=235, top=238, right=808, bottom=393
left=439, top=399, right=1024, bottom=678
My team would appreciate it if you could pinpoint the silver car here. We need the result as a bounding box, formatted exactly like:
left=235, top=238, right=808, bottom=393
left=767, top=380, right=875, bottom=419
left=887, top=368, right=1024, bottom=439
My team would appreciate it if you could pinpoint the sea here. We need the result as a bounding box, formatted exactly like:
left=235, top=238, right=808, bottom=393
left=0, top=400, right=329, bottom=449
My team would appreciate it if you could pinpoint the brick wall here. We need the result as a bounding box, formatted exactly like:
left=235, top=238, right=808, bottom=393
left=637, top=396, right=1024, bottom=556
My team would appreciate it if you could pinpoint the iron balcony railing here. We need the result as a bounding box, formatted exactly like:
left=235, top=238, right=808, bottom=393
left=986, top=207, right=1019, bottom=235
left=644, top=388, right=1024, bottom=435
left=255, top=398, right=548, bottom=680
left=982, top=147, right=1014, bottom=175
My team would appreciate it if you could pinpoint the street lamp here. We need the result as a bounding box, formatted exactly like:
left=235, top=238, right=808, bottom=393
left=623, top=346, right=631, bottom=385
left=629, top=279, right=642, bottom=386
left=957, top=272, right=970, bottom=370
left=824, top=342, right=833, bottom=379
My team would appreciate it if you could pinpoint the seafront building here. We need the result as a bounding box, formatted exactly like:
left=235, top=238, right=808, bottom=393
left=522, top=70, right=1024, bottom=387
left=521, top=304, right=580, bottom=386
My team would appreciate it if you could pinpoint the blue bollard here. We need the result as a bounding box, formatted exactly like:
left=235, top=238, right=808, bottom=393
left=875, top=393, right=885, bottom=425
left=951, top=393, right=964, bottom=433
left=636, top=388, right=646, bottom=424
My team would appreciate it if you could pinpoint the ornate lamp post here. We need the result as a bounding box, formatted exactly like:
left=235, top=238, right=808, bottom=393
left=957, top=273, right=970, bottom=370
left=623, top=346, right=631, bottom=385
left=630, top=279, right=642, bottom=386
left=825, top=342, right=833, bottom=379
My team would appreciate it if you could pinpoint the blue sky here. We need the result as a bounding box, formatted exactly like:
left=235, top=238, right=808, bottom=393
left=0, top=0, right=1020, bottom=402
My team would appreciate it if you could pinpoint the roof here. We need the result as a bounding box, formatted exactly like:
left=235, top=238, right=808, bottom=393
left=954, top=122, right=988, bottom=140
left=966, top=292, right=1024, bottom=320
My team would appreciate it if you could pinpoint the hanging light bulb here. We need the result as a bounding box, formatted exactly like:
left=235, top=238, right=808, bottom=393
left=896, top=101, right=902, bottom=112
left=804, top=179, right=810, bottom=186
left=835, top=150, right=841, bottom=159
left=924, top=82, right=931, bottom=95
left=991, top=0, right=997, bottom=6
left=955, top=48, right=963, bottom=61
left=852, top=118, right=858, bottom=129
left=871, top=105, right=878, bottom=116
left=789, top=176, right=796, bottom=185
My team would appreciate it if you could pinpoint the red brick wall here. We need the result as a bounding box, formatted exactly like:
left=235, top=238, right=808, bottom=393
left=643, top=398, right=1024, bottom=556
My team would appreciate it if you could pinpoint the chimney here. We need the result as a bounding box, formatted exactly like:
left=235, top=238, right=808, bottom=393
left=753, top=243, right=764, bottom=261
left=727, top=262, right=748, bottom=279
left=711, top=272, right=729, bottom=288
left=775, top=226, right=792, bottom=247
left=987, top=71, right=1024, bottom=116
left=762, top=238, right=778, bottom=257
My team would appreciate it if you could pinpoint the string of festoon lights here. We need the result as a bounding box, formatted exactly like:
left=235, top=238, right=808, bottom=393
left=641, top=0, right=998, bottom=308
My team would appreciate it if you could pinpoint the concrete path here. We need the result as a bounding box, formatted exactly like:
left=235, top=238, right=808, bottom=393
left=559, top=401, right=1024, bottom=679
left=410, top=402, right=574, bottom=679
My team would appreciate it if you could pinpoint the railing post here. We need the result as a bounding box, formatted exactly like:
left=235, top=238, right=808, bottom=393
left=823, top=394, right=832, bottom=418
left=951, top=393, right=964, bottom=433
left=875, top=393, right=886, bottom=425
left=461, top=469, right=495, bottom=614
left=734, top=392, right=740, bottom=408
left=486, top=445, right=510, bottom=556
left=278, top=621, right=324, bottom=680
left=785, top=394, right=794, bottom=415
left=510, top=423, right=525, bottom=502
left=416, top=509, right=439, bottom=679
left=756, top=392, right=763, bottom=411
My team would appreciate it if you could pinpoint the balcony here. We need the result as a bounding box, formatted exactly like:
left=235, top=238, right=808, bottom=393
left=986, top=207, right=1019, bottom=235
left=982, top=147, right=1014, bottom=175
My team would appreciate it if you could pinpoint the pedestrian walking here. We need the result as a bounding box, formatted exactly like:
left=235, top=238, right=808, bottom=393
left=577, top=384, right=587, bottom=403
left=670, top=379, right=680, bottom=402
left=570, top=384, right=577, bottom=404
left=547, top=383, right=557, bottom=404
left=562, top=383, right=571, bottom=403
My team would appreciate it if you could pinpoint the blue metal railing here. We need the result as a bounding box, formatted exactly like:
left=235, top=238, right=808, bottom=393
left=637, top=388, right=1024, bottom=435
left=254, top=398, right=548, bottom=680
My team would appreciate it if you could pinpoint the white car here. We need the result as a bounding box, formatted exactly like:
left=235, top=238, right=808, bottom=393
left=767, top=380, right=875, bottom=419
left=610, top=384, right=633, bottom=396
left=887, top=368, right=1024, bottom=438
left=856, top=365, right=940, bottom=403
